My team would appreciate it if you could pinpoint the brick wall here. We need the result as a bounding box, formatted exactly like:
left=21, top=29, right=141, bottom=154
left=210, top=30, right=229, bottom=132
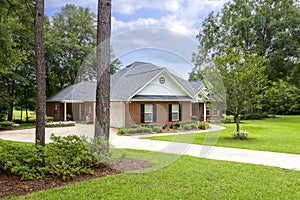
left=125, top=101, right=192, bottom=126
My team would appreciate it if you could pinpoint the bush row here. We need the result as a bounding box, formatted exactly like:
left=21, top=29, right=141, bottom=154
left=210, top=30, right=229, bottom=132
left=0, top=135, right=110, bottom=181
left=170, top=121, right=209, bottom=130
left=118, top=121, right=210, bottom=134
left=46, top=121, right=75, bottom=128
left=118, top=124, right=163, bottom=134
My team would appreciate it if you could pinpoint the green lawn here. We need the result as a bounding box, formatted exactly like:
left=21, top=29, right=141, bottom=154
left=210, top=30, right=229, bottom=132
left=148, top=115, right=300, bottom=154
left=9, top=149, right=300, bottom=200
left=12, top=110, right=35, bottom=121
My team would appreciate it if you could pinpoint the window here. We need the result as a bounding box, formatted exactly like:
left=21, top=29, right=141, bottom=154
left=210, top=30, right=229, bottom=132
left=206, top=109, right=211, bottom=116
left=169, top=104, right=182, bottom=122
left=213, top=109, right=219, bottom=116
left=141, top=104, right=157, bottom=123
left=172, top=104, right=179, bottom=121
left=144, top=104, right=153, bottom=122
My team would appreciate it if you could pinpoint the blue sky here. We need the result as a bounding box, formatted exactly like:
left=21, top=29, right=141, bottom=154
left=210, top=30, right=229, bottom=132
left=45, top=0, right=230, bottom=79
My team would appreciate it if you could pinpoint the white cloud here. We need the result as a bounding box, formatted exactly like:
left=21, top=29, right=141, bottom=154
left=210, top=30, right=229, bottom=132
left=112, top=0, right=230, bottom=39
left=112, top=0, right=185, bottom=14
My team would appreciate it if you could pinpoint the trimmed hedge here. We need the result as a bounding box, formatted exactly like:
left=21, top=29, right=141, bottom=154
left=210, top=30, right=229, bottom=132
left=46, top=121, right=75, bottom=128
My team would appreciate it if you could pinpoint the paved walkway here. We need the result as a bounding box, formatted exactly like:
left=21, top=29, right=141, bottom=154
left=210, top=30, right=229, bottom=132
left=1, top=124, right=300, bottom=171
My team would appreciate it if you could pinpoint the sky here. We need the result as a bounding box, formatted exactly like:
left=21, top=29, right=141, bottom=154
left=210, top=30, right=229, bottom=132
left=45, top=0, right=230, bottom=79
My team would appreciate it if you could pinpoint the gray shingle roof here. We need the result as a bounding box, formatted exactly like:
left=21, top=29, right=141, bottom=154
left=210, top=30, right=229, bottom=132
left=47, top=62, right=203, bottom=102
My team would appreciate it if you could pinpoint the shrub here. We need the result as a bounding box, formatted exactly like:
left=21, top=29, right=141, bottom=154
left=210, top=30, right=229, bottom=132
left=225, top=118, right=232, bottom=123
left=81, top=136, right=111, bottom=166
left=191, top=116, right=199, bottom=121
left=127, top=126, right=152, bottom=134
left=183, top=124, right=192, bottom=130
left=261, top=112, right=269, bottom=118
left=198, top=122, right=209, bottom=130
left=170, top=122, right=181, bottom=129
left=189, top=123, right=198, bottom=130
left=44, top=134, right=99, bottom=181
left=46, top=121, right=75, bottom=128
left=0, top=134, right=110, bottom=181
left=46, top=116, right=54, bottom=123
left=0, top=143, right=46, bottom=180
left=0, top=121, right=14, bottom=130
left=152, top=126, right=162, bottom=133
left=118, top=128, right=127, bottom=135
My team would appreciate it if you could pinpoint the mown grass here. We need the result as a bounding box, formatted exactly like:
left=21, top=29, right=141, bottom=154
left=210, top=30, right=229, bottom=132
left=12, top=110, right=35, bottom=121
left=7, top=149, right=300, bottom=200
left=148, top=115, right=300, bottom=154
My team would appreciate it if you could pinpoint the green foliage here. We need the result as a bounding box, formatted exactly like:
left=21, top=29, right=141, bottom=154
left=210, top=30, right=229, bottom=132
left=127, top=127, right=152, bottom=134
left=46, top=121, right=75, bottom=128
left=182, top=124, right=192, bottom=130
left=149, top=116, right=300, bottom=154
left=16, top=151, right=300, bottom=200
left=264, top=80, right=300, bottom=115
left=240, top=113, right=262, bottom=120
left=0, top=121, right=14, bottom=130
left=152, top=126, right=163, bottom=133
left=191, top=116, right=199, bottom=121
left=80, top=120, right=94, bottom=125
left=117, top=128, right=127, bottom=135
left=0, top=135, right=110, bottom=181
left=81, top=136, right=111, bottom=165
left=191, top=0, right=300, bottom=115
left=232, top=130, right=249, bottom=140
left=46, top=116, right=53, bottom=123
left=198, top=122, right=209, bottom=130
left=44, top=135, right=97, bottom=181
left=118, top=124, right=164, bottom=134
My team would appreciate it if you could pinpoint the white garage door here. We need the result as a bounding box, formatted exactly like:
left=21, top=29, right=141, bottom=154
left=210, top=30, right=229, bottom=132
left=110, top=102, right=125, bottom=128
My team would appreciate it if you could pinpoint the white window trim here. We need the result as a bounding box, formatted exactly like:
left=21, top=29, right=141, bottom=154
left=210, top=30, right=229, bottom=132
left=172, top=104, right=179, bottom=121
left=144, top=104, right=153, bottom=123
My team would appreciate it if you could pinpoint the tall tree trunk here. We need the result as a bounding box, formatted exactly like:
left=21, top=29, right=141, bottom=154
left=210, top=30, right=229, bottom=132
left=7, top=101, right=13, bottom=121
left=234, top=113, right=240, bottom=133
left=34, top=0, right=46, bottom=146
left=94, top=0, right=111, bottom=143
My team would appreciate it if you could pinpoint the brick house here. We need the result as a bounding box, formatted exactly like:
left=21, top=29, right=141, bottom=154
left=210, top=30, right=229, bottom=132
left=46, top=62, right=222, bottom=127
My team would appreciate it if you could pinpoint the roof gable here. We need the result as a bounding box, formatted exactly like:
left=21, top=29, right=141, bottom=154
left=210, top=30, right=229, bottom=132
left=134, top=69, right=193, bottom=99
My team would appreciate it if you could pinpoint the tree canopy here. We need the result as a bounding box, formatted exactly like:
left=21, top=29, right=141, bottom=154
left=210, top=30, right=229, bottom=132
left=191, top=0, right=300, bottom=115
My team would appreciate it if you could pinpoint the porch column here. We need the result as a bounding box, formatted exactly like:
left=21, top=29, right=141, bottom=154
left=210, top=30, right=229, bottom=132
left=204, top=103, right=207, bottom=122
left=64, top=102, right=67, bottom=121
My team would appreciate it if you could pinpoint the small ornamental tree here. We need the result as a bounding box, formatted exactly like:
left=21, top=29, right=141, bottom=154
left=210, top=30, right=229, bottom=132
left=215, top=46, right=267, bottom=134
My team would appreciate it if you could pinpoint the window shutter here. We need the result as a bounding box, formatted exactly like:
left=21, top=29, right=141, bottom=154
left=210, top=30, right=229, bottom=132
left=179, top=104, right=182, bottom=121
left=141, top=104, right=145, bottom=123
left=169, top=104, right=172, bottom=122
left=153, top=104, right=157, bottom=122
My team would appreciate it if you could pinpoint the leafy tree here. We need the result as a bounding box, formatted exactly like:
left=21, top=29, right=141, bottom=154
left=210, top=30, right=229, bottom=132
left=191, top=0, right=300, bottom=89
left=44, top=4, right=96, bottom=96
left=95, top=0, right=111, bottom=144
left=0, top=0, right=35, bottom=121
left=34, top=0, right=46, bottom=146
left=214, top=46, right=268, bottom=133
left=265, top=80, right=300, bottom=115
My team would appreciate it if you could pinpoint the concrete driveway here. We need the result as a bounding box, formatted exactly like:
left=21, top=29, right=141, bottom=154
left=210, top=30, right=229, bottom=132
left=1, top=124, right=300, bottom=171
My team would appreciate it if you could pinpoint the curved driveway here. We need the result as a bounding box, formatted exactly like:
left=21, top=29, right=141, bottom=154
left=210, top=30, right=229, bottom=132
left=1, top=124, right=300, bottom=171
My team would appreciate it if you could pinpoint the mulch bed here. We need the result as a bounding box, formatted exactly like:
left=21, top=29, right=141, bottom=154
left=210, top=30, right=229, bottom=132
left=0, top=158, right=153, bottom=199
